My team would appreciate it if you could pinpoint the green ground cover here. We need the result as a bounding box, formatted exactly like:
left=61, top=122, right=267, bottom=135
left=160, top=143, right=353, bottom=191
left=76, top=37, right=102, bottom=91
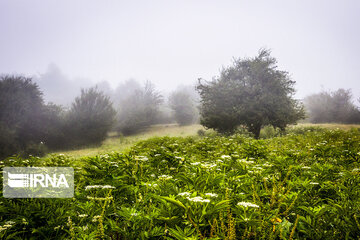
left=1, top=127, right=359, bottom=239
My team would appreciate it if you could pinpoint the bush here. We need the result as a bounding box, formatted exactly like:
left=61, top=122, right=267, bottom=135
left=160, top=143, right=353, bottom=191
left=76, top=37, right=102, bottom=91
left=67, top=87, right=116, bottom=147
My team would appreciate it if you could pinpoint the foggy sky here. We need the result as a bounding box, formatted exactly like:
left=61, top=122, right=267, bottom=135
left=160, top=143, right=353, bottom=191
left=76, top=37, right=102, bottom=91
left=0, top=0, right=359, bottom=103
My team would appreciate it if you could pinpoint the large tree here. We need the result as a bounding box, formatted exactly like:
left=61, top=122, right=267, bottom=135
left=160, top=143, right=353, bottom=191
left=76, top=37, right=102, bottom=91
left=0, top=75, right=46, bottom=158
left=196, top=49, right=305, bottom=138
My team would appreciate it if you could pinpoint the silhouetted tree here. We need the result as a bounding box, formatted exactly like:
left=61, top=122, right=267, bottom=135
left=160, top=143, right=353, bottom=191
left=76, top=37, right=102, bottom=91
left=67, top=87, right=116, bottom=146
left=196, top=49, right=305, bottom=138
left=117, top=81, right=163, bottom=135
left=0, top=75, right=46, bottom=158
left=169, top=90, right=198, bottom=125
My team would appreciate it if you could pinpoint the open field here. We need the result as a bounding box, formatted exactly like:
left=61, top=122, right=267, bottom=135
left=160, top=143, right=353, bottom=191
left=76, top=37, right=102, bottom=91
left=52, top=124, right=206, bottom=158
left=53, top=123, right=360, bottom=158
left=1, top=127, right=359, bottom=239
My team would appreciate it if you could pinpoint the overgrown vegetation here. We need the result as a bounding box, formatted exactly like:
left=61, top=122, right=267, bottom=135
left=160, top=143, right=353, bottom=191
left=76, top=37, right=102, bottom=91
left=1, top=128, right=359, bottom=239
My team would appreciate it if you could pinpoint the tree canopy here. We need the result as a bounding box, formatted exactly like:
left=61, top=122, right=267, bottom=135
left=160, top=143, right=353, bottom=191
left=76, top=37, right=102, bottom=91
left=196, top=49, right=305, bottom=138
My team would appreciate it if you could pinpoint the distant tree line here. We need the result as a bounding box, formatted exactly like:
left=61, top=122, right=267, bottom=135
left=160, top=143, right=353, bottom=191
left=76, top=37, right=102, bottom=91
left=2, top=49, right=358, bottom=159
left=0, top=75, right=199, bottom=159
left=304, top=89, right=360, bottom=123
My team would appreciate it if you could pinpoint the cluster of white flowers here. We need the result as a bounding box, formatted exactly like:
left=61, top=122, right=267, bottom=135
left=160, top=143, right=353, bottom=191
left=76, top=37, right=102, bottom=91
left=144, top=183, right=158, bottom=187
left=187, top=196, right=210, bottom=203
left=78, top=214, right=88, bottom=218
left=201, top=163, right=217, bottom=169
left=238, top=159, right=255, bottom=164
left=178, top=192, right=191, bottom=197
left=221, top=155, right=231, bottom=159
left=130, top=212, right=138, bottom=216
left=301, top=166, right=311, bottom=170
left=205, top=193, right=218, bottom=198
left=158, top=175, right=173, bottom=180
left=85, top=185, right=116, bottom=191
left=135, top=156, right=149, bottom=161
left=154, top=154, right=161, bottom=157
left=237, top=202, right=259, bottom=208
left=190, top=162, right=201, bottom=166
left=309, top=182, right=319, bottom=185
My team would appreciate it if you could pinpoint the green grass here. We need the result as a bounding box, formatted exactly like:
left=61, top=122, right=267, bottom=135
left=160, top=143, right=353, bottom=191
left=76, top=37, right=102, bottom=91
left=50, top=123, right=360, bottom=158
left=1, top=127, right=359, bottom=239
left=52, top=124, right=206, bottom=158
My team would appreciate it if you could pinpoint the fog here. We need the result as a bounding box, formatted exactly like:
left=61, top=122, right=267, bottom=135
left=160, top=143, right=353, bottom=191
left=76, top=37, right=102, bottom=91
left=0, top=0, right=359, bottom=104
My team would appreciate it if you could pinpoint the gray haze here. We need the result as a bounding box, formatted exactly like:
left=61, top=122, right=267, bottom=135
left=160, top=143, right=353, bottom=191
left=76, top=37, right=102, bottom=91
left=0, top=0, right=359, bottom=104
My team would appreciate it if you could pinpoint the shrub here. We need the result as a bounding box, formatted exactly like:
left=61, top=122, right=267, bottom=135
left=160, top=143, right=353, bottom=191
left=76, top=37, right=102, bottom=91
left=67, top=87, right=116, bottom=146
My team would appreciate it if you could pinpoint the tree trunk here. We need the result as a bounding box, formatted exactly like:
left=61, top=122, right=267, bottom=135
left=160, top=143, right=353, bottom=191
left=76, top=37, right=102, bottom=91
left=249, top=123, right=261, bottom=139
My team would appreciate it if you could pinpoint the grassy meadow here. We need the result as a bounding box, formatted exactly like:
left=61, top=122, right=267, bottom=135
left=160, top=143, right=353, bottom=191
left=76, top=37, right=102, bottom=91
left=55, top=123, right=359, bottom=158
left=0, top=123, right=360, bottom=239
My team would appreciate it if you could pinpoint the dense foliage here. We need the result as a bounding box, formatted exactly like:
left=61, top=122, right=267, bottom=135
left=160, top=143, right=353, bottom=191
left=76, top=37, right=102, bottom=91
left=1, top=128, right=359, bottom=239
left=304, top=88, right=360, bottom=124
left=0, top=76, right=117, bottom=159
left=196, top=49, right=305, bottom=138
left=67, top=87, right=116, bottom=147
left=0, top=75, right=48, bottom=158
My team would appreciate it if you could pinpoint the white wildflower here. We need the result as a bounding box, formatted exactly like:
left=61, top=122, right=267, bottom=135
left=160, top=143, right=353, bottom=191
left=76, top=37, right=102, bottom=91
left=85, top=185, right=115, bottom=191
left=309, top=182, right=319, bottom=185
left=187, top=196, right=210, bottom=203
left=205, top=193, right=218, bottom=198
left=190, top=162, right=201, bottom=166
left=201, top=163, right=217, bottom=169
left=237, top=202, right=259, bottom=208
left=158, top=175, right=173, bottom=180
left=178, top=192, right=191, bottom=197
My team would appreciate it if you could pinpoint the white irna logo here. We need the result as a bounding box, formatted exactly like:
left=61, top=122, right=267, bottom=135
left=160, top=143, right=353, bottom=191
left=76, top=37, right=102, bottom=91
left=8, top=172, right=69, bottom=188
